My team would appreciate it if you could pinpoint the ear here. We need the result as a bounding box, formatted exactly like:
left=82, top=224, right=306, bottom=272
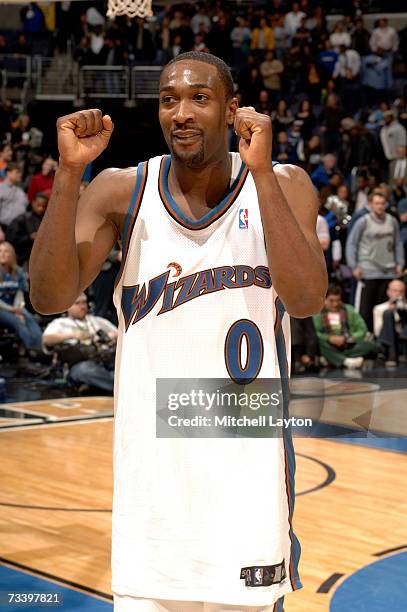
left=227, top=97, right=239, bottom=126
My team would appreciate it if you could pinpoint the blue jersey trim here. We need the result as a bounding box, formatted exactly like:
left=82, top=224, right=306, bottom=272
left=160, top=155, right=247, bottom=229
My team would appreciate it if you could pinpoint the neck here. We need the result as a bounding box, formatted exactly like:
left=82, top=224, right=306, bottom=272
left=169, top=152, right=232, bottom=211
left=372, top=211, right=385, bottom=220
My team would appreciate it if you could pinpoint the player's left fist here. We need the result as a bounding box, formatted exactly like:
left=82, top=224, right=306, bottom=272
left=234, top=107, right=273, bottom=175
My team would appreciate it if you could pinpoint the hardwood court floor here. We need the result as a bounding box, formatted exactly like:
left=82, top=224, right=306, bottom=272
left=0, top=394, right=406, bottom=611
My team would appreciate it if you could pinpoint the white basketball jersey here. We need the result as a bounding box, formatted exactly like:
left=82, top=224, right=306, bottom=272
left=112, top=153, right=302, bottom=606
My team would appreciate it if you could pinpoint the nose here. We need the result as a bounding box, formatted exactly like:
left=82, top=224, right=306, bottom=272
left=172, top=99, right=195, bottom=125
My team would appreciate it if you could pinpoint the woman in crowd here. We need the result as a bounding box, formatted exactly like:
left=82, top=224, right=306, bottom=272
left=0, top=241, right=42, bottom=350
left=272, top=98, right=294, bottom=133
left=296, top=98, right=316, bottom=141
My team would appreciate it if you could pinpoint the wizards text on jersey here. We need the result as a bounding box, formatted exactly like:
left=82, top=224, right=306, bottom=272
left=121, top=265, right=272, bottom=331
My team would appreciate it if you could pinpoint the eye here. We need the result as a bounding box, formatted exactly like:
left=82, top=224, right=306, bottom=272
left=194, top=93, right=208, bottom=102
left=161, top=95, right=175, bottom=104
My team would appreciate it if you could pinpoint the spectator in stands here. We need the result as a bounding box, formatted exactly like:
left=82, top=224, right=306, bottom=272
left=319, top=93, right=344, bottom=153
left=398, top=194, right=407, bottom=262
left=6, top=192, right=48, bottom=266
left=89, top=24, right=104, bottom=57
left=369, top=18, right=399, bottom=55
left=380, top=111, right=407, bottom=164
left=133, top=17, right=155, bottom=62
left=0, top=144, right=13, bottom=181
left=313, top=283, right=379, bottom=369
left=296, top=99, right=316, bottom=141
left=11, top=113, right=43, bottom=158
left=373, top=279, right=407, bottom=366
left=192, top=33, right=209, bottom=54
left=207, top=16, right=232, bottom=63
left=362, top=48, right=393, bottom=105
left=330, top=21, right=351, bottom=52
left=319, top=39, right=338, bottom=83
left=20, top=3, right=45, bottom=37
left=259, top=50, right=284, bottom=107
left=292, top=16, right=311, bottom=49
left=0, top=35, right=9, bottom=54
left=351, top=18, right=371, bottom=57
left=190, top=5, right=211, bottom=36
left=73, top=35, right=93, bottom=67
left=284, top=2, right=306, bottom=39
left=287, top=120, right=304, bottom=162
left=333, top=44, right=361, bottom=82
left=271, top=98, right=294, bottom=133
left=0, top=99, right=15, bottom=142
left=274, top=131, right=291, bottom=163
left=42, top=293, right=118, bottom=392
left=353, top=173, right=369, bottom=213
left=12, top=33, right=30, bottom=55
left=239, top=66, right=263, bottom=107
left=73, top=12, right=90, bottom=45
left=169, top=10, right=194, bottom=51
left=346, top=189, right=405, bottom=331
left=0, top=163, right=28, bottom=231
left=27, top=157, right=56, bottom=202
left=311, top=153, right=337, bottom=190
left=389, top=145, right=407, bottom=190
left=250, top=17, right=275, bottom=59
left=255, top=90, right=271, bottom=116
left=165, top=34, right=186, bottom=62
left=273, top=14, right=290, bottom=59
left=230, top=17, right=251, bottom=68
left=290, top=316, right=319, bottom=373
left=303, top=134, right=323, bottom=173
left=0, top=241, right=42, bottom=350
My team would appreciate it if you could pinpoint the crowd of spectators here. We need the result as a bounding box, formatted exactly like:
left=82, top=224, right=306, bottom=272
left=1, top=1, right=407, bottom=381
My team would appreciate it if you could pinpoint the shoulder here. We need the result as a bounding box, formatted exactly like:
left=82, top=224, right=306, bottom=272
left=351, top=213, right=368, bottom=230
left=373, top=301, right=388, bottom=312
left=273, top=163, right=310, bottom=182
left=273, top=163, right=317, bottom=198
left=43, top=315, right=67, bottom=334
left=80, top=164, right=144, bottom=228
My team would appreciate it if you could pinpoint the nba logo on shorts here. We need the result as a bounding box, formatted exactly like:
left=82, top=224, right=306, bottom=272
left=239, top=208, right=248, bottom=229
left=253, top=568, right=263, bottom=585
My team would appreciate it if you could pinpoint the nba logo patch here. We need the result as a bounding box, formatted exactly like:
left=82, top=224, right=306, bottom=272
left=239, top=208, right=248, bottom=229
left=253, top=568, right=263, bottom=585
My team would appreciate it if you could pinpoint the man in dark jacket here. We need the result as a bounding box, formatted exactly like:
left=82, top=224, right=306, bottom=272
left=6, top=192, right=48, bottom=266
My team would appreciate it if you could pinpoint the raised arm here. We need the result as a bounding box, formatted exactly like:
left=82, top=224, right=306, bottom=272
left=29, top=109, right=132, bottom=314
left=234, top=106, right=327, bottom=317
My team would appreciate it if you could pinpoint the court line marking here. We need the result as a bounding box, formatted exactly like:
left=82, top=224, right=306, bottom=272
left=0, top=501, right=111, bottom=512
left=0, top=396, right=112, bottom=407
left=0, top=416, right=113, bottom=432
left=373, top=544, right=407, bottom=557
left=296, top=453, right=336, bottom=496
left=317, top=572, right=344, bottom=593
left=0, top=557, right=113, bottom=601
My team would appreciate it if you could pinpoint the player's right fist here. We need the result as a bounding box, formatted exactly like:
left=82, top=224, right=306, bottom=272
left=56, top=109, right=114, bottom=167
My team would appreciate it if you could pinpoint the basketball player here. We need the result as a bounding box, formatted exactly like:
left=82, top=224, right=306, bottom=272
left=29, top=53, right=327, bottom=611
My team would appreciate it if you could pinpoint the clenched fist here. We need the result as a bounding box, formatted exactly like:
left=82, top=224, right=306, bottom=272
left=56, top=109, right=113, bottom=168
left=234, top=107, right=273, bottom=175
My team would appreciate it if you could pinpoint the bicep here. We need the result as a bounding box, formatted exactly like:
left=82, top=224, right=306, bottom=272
left=75, top=171, right=120, bottom=292
left=275, top=164, right=322, bottom=253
